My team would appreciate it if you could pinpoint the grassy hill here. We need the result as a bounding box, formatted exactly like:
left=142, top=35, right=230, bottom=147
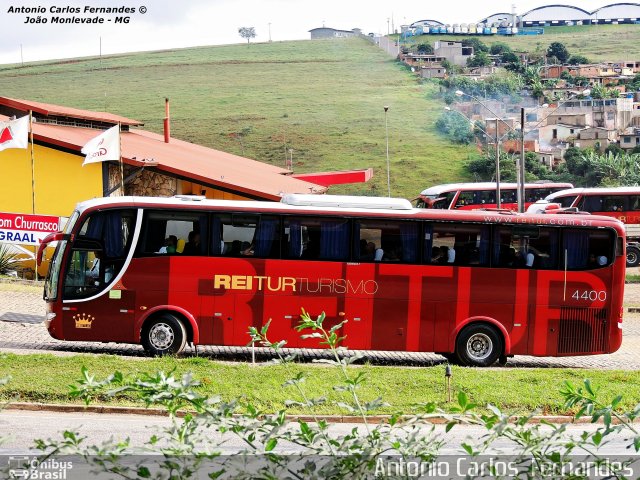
left=407, top=24, right=640, bottom=62
left=0, top=38, right=476, bottom=198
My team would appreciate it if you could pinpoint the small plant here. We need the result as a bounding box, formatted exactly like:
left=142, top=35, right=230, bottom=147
left=0, top=243, right=18, bottom=275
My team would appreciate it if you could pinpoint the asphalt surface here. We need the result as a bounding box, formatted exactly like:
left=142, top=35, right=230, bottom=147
left=1, top=283, right=640, bottom=368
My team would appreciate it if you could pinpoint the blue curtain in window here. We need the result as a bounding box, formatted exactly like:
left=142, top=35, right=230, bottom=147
left=320, top=220, right=349, bottom=260
left=546, top=229, right=559, bottom=269
left=103, top=211, right=124, bottom=258
left=423, top=224, right=433, bottom=264
left=563, top=230, right=589, bottom=269
left=479, top=225, right=490, bottom=265
left=353, top=222, right=361, bottom=259
left=399, top=223, right=418, bottom=263
left=288, top=219, right=302, bottom=258
left=85, top=214, right=104, bottom=240
left=254, top=217, right=278, bottom=257
left=210, top=216, right=222, bottom=255
left=492, top=229, right=503, bottom=266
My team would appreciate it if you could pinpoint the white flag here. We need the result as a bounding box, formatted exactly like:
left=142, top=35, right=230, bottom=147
left=81, top=125, right=120, bottom=166
left=0, top=115, right=29, bottom=152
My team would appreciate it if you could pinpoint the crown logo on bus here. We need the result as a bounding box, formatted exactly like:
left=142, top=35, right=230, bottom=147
left=73, top=313, right=95, bottom=329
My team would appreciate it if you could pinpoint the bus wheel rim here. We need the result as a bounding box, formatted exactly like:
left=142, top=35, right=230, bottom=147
left=149, top=322, right=174, bottom=350
left=466, top=333, right=492, bottom=361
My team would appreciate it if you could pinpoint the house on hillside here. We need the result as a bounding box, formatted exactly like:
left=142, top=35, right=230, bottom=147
left=309, top=27, right=361, bottom=39
left=574, top=126, right=617, bottom=152
left=621, top=128, right=640, bottom=150
left=433, top=41, right=473, bottom=67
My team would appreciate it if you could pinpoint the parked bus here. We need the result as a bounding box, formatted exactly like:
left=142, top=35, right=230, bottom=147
left=416, top=182, right=574, bottom=211
left=529, top=187, right=640, bottom=267
left=38, top=194, right=625, bottom=367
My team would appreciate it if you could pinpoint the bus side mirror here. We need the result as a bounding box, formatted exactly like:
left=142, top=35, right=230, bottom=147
left=37, top=232, right=71, bottom=266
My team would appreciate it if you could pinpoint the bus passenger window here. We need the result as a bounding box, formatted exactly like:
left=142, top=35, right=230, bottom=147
left=563, top=229, right=614, bottom=270
left=283, top=217, right=348, bottom=261
left=454, top=191, right=475, bottom=208
left=493, top=225, right=558, bottom=270
left=215, top=214, right=280, bottom=258
left=426, top=223, right=489, bottom=266
left=137, top=211, right=208, bottom=256
left=354, top=220, right=418, bottom=263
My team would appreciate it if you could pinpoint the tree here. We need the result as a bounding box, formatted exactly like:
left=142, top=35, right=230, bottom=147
left=435, top=110, right=474, bottom=144
left=462, top=37, right=489, bottom=53
left=238, top=27, right=256, bottom=44
left=568, top=54, right=589, bottom=65
left=546, top=42, right=569, bottom=64
left=501, top=51, right=519, bottom=64
left=490, top=42, right=512, bottom=55
left=416, top=43, right=433, bottom=54
left=467, top=51, right=491, bottom=68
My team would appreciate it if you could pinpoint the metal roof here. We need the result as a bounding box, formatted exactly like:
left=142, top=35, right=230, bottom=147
left=0, top=96, right=143, bottom=126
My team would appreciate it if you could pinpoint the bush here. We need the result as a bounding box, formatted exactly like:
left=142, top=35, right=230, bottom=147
left=0, top=243, right=18, bottom=275
left=435, top=110, right=474, bottom=144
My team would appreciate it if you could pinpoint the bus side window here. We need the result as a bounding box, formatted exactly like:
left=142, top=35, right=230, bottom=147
left=427, top=223, right=489, bottom=266
left=354, top=220, right=418, bottom=263
left=216, top=214, right=279, bottom=259
left=631, top=196, right=640, bottom=211
left=493, top=226, right=558, bottom=270
left=455, top=191, right=474, bottom=208
left=563, top=229, right=614, bottom=270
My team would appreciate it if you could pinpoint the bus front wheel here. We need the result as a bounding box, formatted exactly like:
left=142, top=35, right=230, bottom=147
left=627, top=245, right=640, bottom=268
left=455, top=324, right=503, bottom=367
left=142, top=313, right=187, bottom=356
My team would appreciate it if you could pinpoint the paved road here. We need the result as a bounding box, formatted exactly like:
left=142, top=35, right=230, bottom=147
left=2, top=283, right=640, bottom=368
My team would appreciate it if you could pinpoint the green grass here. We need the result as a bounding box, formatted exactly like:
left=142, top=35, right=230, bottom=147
left=0, top=38, right=475, bottom=199
left=405, top=24, right=640, bottom=62
left=1, top=353, right=639, bottom=415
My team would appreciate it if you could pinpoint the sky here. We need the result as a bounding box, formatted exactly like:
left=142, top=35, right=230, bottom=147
left=0, top=0, right=618, bottom=64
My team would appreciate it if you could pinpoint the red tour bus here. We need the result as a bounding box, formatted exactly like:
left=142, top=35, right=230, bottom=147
left=38, top=194, right=625, bottom=367
left=531, top=187, right=640, bottom=267
left=416, top=182, right=574, bottom=210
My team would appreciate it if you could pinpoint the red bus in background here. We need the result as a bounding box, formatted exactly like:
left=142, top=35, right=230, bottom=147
left=531, top=187, right=640, bottom=267
left=416, top=182, right=573, bottom=210
left=39, top=194, right=625, bottom=367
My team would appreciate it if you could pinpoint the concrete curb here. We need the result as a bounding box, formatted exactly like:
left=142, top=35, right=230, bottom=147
left=4, top=402, right=636, bottom=425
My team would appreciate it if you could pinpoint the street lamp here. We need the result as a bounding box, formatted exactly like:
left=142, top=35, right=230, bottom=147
left=384, top=106, right=391, bottom=197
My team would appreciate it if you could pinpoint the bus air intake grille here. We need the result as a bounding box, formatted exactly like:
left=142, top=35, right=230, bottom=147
left=558, top=307, right=608, bottom=355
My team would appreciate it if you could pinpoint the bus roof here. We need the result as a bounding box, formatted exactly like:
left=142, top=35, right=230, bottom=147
left=546, top=186, right=640, bottom=201
left=71, top=195, right=625, bottom=234
left=420, top=182, right=573, bottom=196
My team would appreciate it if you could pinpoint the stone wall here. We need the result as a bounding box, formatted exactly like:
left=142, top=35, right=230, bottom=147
left=123, top=165, right=177, bottom=197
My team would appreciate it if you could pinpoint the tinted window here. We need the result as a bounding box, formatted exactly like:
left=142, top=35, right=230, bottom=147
left=283, top=216, right=349, bottom=261
left=214, top=214, right=280, bottom=258
left=354, top=220, right=418, bottom=263
left=424, top=223, right=489, bottom=266
left=493, top=225, right=559, bottom=269
left=563, top=229, right=615, bottom=270
left=137, top=211, right=208, bottom=256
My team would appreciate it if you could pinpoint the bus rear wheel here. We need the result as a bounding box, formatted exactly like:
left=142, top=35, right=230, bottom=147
left=142, top=313, right=187, bottom=356
left=455, top=324, right=503, bottom=367
left=627, top=245, right=640, bottom=268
